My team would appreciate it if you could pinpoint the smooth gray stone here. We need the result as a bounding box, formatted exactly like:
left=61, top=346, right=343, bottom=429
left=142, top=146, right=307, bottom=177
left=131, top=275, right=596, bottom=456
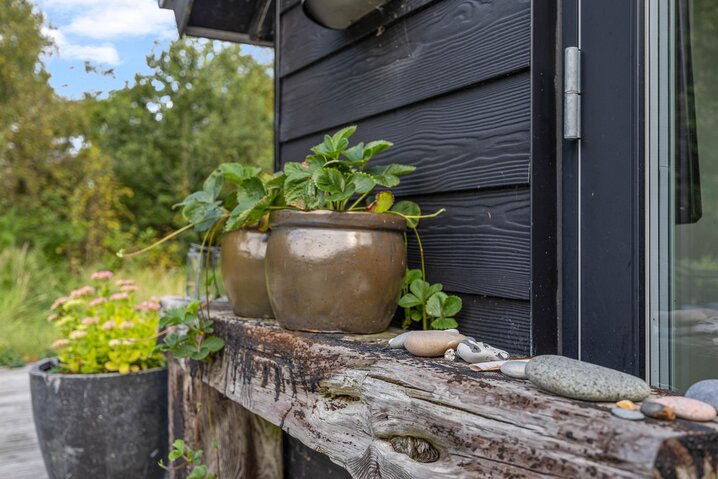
left=611, top=407, right=645, bottom=421
left=525, top=355, right=652, bottom=402
left=685, top=379, right=718, bottom=411
left=389, top=332, right=411, bottom=349
left=500, top=360, right=528, bottom=379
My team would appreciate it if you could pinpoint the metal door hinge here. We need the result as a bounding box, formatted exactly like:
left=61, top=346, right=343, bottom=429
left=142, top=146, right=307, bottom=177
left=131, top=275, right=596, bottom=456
left=564, top=47, right=581, bottom=140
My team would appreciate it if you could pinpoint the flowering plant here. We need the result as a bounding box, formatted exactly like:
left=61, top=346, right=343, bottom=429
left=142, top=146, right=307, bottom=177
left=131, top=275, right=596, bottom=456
left=48, top=270, right=165, bottom=374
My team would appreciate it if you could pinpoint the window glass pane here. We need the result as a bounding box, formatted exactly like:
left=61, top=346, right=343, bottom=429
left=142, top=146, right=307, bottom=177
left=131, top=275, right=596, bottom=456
left=668, top=0, right=718, bottom=391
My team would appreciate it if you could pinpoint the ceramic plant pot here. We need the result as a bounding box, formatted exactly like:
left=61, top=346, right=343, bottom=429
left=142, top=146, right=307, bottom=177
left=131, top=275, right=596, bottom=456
left=221, top=229, right=274, bottom=318
left=30, top=358, right=168, bottom=479
left=265, top=210, right=406, bottom=333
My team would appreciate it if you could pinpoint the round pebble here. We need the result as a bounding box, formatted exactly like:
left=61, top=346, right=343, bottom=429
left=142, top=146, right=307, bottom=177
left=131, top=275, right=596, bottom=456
left=616, top=400, right=637, bottom=410
left=403, top=331, right=466, bottom=357
left=611, top=407, right=644, bottom=421
left=685, top=380, right=718, bottom=412
left=640, top=401, right=676, bottom=421
left=444, top=348, right=457, bottom=362
left=500, top=360, right=528, bottom=379
left=652, top=396, right=717, bottom=422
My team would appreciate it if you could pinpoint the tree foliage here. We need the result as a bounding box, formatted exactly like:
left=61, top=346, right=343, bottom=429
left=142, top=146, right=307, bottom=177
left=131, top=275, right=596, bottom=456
left=1, top=0, right=274, bottom=267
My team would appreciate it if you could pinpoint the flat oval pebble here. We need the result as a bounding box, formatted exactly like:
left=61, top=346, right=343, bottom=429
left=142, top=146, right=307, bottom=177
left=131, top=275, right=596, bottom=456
left=500, top=360, right=528, bottom=379
left=640, top=401, right=676, bottom=421
left=403, top=331, right=466, bottom=357
left=611, top=407, right=644, bottom=421
left=652, top=396, right=717, bottom=422
left=525, top=355, right=652, bottom=402
left=685, top=379, right=718, bottom=411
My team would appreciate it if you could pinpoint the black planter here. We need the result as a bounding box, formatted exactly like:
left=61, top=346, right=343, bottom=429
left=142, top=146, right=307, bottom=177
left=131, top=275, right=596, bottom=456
left=30, top=358, right=168, bottom=479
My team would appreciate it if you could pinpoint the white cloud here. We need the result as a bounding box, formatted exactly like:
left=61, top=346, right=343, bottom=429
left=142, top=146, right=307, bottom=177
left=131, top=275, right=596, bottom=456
left=45, top=0, right=176, bottom=40
left=43, top=27, right=120, bottom=65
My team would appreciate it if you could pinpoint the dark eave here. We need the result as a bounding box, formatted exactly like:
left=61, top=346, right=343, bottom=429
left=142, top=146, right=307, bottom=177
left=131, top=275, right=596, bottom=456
left=159, top=0, right=275, bottom=47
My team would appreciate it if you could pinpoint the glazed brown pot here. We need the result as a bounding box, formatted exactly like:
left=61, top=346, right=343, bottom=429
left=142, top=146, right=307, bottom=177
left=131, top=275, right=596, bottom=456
left=221, top=229, right=274, bottom=318
left=265, top=210, right=406, bottom=333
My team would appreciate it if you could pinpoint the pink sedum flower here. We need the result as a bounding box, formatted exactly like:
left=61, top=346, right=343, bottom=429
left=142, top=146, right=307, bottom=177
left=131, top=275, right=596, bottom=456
left=51, top=297, right=69, bottom=310
left=115, top=279, right=136, bottom=287
left=137, top=301, right=161, bottom=311
left=89, top=297, right=107, bottom=307
left=47, top=313, right=58, bottom=322
left=81, top=316, right=100, bottom=325
left=69, top=330, right=87, bottom=340
left=119, top=321, right=133, bottom=330
left=51, top=339, right=70, bottom=349
left=101, top=321, right=115, bottom=330
left=110, top=293, right=129, bottom=301
left=120, top=284, right=138, bottom=293
left=69, top=286, right=96, bottom=299
left=108, top=339, right=121, bottom=347
left=90, top=271, right=114, bottom=281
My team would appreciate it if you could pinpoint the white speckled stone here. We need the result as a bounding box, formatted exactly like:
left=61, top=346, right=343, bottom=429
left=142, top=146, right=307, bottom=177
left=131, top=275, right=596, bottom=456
left=525, top=355, right=651, bottom=402
left=611, top=407, right=644, bottom=421
left=456, top=339, right=509, bottom=364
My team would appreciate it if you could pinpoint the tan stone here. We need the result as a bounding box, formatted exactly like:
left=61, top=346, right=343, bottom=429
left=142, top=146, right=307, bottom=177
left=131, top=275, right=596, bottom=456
left=403, top=331, right=467, bottom=357
left=653, top=396, right=717, bottom=422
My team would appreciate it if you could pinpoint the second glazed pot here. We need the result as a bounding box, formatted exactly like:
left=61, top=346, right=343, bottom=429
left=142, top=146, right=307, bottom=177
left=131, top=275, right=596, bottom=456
left=221, top=229, right=274, bottom=318
left=265, top=210, right=406, bottom=333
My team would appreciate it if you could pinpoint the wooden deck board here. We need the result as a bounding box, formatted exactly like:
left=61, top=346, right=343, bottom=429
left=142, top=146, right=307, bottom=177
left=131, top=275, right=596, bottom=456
left=0, top=366, right=48, bottom=479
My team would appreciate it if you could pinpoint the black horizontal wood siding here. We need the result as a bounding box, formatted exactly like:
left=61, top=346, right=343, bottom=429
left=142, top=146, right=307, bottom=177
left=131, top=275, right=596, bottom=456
left=276, top=0, right=553, bottom=357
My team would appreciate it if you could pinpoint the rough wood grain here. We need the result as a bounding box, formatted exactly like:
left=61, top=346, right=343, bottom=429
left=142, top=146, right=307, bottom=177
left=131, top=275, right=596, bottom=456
left=279, top=0, right=299, bottom=13
left=279, top=0, right=438, bottom=77
left=170, top=313, right=718, bottom=478
left=280, top=73, right=531, bottom=196
left=405, top=187, right=530, bottom=301
left=168, top=359, right=283, bottom=479
left=279, top=0, right=531, bottom=141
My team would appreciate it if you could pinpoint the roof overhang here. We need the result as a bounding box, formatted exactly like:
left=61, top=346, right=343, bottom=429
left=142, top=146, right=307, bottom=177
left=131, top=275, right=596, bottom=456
left=159, top=0, right=274, bottom=47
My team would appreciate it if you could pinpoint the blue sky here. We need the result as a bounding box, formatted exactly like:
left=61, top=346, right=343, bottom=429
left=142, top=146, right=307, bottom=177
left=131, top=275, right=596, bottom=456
left=35, top=0, right=273, bottom=99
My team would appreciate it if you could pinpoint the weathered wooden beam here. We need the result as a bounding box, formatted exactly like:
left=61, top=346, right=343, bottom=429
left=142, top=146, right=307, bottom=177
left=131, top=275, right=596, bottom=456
left=168, top=358, right=283, bottom=479
left=171, top=311, right=718, bottom=478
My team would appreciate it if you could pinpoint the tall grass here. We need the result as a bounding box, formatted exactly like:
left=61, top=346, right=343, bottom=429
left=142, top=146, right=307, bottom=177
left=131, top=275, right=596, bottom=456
left=0, top=245, right=184, bottom=367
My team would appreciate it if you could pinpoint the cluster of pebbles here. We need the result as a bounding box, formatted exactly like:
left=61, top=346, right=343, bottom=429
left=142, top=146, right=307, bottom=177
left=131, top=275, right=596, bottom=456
left=388, top=331, right=718, bottom=423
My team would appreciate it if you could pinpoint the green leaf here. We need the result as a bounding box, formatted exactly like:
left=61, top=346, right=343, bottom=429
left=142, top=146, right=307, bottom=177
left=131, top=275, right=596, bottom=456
left=350, top=172, right=376, bottom=194
left=398, top=293, right=422, bottom=308
left=431, top=317, right=459, bottom=330
left=219, top=163, right=262, bottom=184
left=172, top=343, right=198, bottom=358
left=426, top=293, right=445, bottom=318
left=443, top=295, right=462, bottom=317
left=391, top=200, right=421, bottom=228
left=410, top=310, right=422, bottom=322
left=332, top=125, right=357, bottom=143
left=173, top=439, right=185, bottom=454
left=342, top=142, right=365, bottom=163
left=202, top=336, right=225, bottom=353
left=364, top=140, right=393, bottom=158
left=190, top=349, right=210, bottom=361
left=168, top=450, right=183, bottom=461
left=381, top=163, right=415, bottom=176
left=409, top=279, right=430, bottom=301
left=369, top=191, right=394, bottom=213
left=314, top=168, right=347, bottom=194
left=188, top=465, right=208, bottom=479
left=403, top=269, right=423, bottom=288
left=427, top=283, right=443, bottom=296
left=202, top=169, right=224, bottom=199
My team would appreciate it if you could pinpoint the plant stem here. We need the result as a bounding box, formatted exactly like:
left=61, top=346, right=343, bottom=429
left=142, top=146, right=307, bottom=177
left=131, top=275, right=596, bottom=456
left=411, top=226, right=428, bottom=330
left=119, top=214, right=228, bottom=258
left=348, top=191, right=371, bottom=211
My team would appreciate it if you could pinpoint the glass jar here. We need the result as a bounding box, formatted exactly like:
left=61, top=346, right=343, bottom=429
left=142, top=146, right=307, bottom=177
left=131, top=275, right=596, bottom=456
left=186, top=244, right=225, bottom=301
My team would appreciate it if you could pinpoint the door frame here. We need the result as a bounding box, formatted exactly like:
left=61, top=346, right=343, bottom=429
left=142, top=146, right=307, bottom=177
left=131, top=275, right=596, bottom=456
left=560, top=0, right=647, bottom=377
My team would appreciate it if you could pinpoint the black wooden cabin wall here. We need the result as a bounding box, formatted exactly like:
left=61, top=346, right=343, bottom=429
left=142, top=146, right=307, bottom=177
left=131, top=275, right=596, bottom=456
left=275, top=0, right=537, bottom=355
